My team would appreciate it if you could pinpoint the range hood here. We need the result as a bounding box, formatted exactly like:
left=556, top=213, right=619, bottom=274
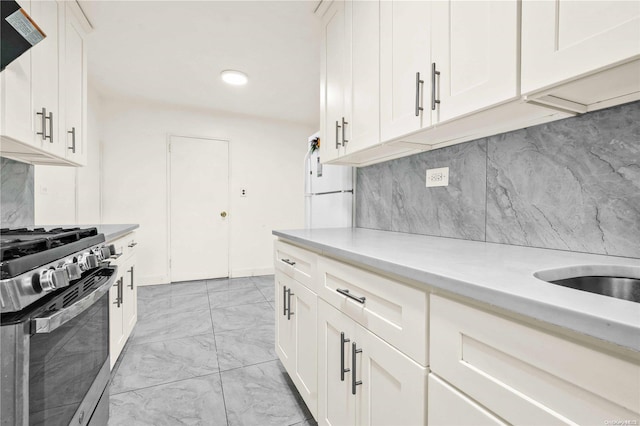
left=1, top=0, right=45, bottom=71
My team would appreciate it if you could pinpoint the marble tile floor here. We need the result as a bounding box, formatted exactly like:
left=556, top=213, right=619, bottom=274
left=108, top=275, right=316, bottom=426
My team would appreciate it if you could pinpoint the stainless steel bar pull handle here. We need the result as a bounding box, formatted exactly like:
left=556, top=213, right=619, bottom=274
left=341, top=117, right=348, bottom=146
left=283, top=285, right=288, bottom=316
left=335, top=120, right=341, bottom=149
left=113, top=277, right=123, bottom=307
left=431, top=62, right=441, bottom=111
left=68, top=127, right=76, bottom=153
left=340, top=332, right=350, bottom=381
left=336, top=288, right=366, bottom=304
left=128, top=266, right=134, bottom=289
left=351, top=342, right=362, bottom=395
left=36, top=107, right=47, bottom=141
left=281, top=258, right=296, bottom=266
left=415, top=72, right=424, bottom=116
left=287, top=288, right=294, bottom=320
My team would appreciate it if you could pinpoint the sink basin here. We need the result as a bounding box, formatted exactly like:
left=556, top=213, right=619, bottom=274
left=550, top=276, right=640, bottom=303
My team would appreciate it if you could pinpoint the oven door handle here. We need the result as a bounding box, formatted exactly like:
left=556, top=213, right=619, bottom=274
left=32, top=267, right=118, bottom=334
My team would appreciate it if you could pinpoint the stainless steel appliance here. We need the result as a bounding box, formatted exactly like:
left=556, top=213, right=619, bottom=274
left=0, top=227, right=118, bottom=426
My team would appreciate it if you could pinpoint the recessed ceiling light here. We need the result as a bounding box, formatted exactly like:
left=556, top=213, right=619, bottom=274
left=221, top=70, right=248, bottom=86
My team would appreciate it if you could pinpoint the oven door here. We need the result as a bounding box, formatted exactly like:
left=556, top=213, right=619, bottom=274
left=28, top=266, right=116, bottom=426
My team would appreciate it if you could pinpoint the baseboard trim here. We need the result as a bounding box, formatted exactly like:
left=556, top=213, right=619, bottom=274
left=231, top=267, right=274, bottom=278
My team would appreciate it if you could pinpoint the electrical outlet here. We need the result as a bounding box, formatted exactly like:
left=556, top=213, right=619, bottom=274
left=240, top=188, right=247, bottom=197
left=426, top=167, right=449, bottom=187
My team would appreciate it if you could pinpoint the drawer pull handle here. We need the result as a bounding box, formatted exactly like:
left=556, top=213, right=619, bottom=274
left=281, top=258, right=296, bottom=266
left=283, top=285, right=288, bottom=316
left=340, top=332, right=350, bottom=381
left=352, top=342, right=362, bottom=395
left=128, top=242, right=138, bottom=248
left=337, top=288, right=366, bottom=304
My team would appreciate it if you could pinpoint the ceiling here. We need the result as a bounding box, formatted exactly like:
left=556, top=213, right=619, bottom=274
left=79, top=1, right=321, bottom=126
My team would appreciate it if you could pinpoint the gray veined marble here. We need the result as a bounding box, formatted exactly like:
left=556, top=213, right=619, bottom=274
left=220, top=360, right=311, bottom=426
left=0, top=157, right=34, bottom=227
left=209, top=301, right=274, bottom=332
left=109, top=374, right=227, bottom=426
left=208, top=285, right=267, bottom=309
left=137, top=280, right=208, bottom=301
left=110, top=334, right=219, bottom=394
left=486, top=101, right=640, bottom=258
left=137, top=290, right=211, bottom=318
left=389, top=140, right=487, bottom=240
left=356, top=161, right=393, bottom=230
left=216, top=324, right=277, bottom=372
left=130, top=308, right=213, bottom=345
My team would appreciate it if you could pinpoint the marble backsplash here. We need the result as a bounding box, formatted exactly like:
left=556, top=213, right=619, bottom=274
left=1, top=157, right=34, bottom=227
left=356, top=101, right=640, bottom=258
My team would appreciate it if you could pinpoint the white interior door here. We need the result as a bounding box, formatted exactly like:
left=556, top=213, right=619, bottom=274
left=169, top=136, right=229, bottom=282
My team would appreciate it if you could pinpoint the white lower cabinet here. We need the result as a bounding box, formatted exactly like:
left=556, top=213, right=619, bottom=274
left=108, top=232, right=138, bottom=369
left=275, top=270, right=318, bottom=418
left=317, top=299, right=427, bottom=426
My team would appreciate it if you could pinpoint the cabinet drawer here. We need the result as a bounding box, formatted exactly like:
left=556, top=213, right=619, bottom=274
left=317, top=256, right=427, bottom=366
left=274, top=240, right=317, bottom=290
left=428, top=374, right=506, bottom=426
left=430, top=295, right=640, bottom=425
left=109, top=232, right=137, bottom=265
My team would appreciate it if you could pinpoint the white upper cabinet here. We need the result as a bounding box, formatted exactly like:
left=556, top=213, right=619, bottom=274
left=63, top=3, right=87, bottom=164
left=343, top=0, right=379, bottom=156
left=0, top=0, right=33, bottom=146
left=320, top=0, right=380, bottom=161
left=521, top=0, right=640, bottom=95
left=0, top=0, right=90, bottom=166
left=320, top=0, right=347, bottom=163
left=431, top=0, right=520, bottom=123
left=31, top=0, right=63, bottom=157
left=380, top=1, right=431, bottom=142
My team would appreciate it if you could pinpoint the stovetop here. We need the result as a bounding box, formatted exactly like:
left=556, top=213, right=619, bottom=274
left=0, top=227, right=105, bottom=280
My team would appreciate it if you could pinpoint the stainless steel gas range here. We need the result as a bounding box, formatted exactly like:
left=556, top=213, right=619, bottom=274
left=1, top=227, right=118, bottom=426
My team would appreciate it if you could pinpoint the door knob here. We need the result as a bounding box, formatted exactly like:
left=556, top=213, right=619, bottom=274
left=220, top=211, right=227, bottom=218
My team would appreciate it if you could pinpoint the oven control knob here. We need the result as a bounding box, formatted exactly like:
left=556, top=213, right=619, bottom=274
left=100, top=246, right=112, bottom=260
left=64, top=262, right=82, bottom=281
left=78, top=253, right=98, bottom=271
left=39, top=268, right=69, bottom=292
left=107, top=244, right=117, bottom=256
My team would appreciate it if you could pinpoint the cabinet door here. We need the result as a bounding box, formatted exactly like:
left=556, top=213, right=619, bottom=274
left=63, top=4, right=86, bottom=164
left=380, top=1, right=431, bottom=142
left=320, top=0, right=347, bottom=163
left=343, top=0, right=379, bottom=155
left=275, top=271, right=296, bottom=371
left=431, top=0, right=519, bottom=123
left=0, top=0, right=33, bottom=146
left=291, top=280, right=318, bottom=418
left=317, top=300, right=356, bottom=426
left=122, top=259, right=137, bottom=337
left=354, top=323, right=426, bottom=426
left=521, top=1, right=640, bottom=95
left=109, top=277, right=125, bottom=369
left=428, top=374, right=506, bottom=426
left=31, top=0, right=63, bottom=157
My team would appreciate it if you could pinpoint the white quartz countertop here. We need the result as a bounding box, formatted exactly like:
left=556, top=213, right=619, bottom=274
left=273, top=228, right=640, bottom=352
left=39, top=224, right=139, bottom=242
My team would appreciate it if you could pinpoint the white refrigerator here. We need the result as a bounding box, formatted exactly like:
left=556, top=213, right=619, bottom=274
left=304, top=133, right=353, bottom=229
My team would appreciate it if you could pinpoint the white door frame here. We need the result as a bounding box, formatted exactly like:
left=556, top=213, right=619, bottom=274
left=166, top=134, right=231, bottom=283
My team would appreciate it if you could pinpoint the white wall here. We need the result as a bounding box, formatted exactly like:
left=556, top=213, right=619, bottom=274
left=99, top=96, right=312, bottom=285
left=34, top=86, right=103, bottom=225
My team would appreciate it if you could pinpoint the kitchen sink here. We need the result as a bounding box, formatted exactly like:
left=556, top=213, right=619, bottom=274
left=549, top=275, right=640, bottom=303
